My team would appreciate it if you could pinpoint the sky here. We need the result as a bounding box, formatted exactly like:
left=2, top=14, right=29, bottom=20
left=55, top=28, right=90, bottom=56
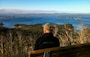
left=0, top=0, right=90, bottom=13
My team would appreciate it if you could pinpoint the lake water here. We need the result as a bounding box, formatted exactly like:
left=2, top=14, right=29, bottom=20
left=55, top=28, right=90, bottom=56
left=0, top=15, right=90, bottom=29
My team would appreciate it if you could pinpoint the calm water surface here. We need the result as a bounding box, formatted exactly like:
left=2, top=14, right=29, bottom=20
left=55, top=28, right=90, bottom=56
left=0, top=15, right=90, bottom=28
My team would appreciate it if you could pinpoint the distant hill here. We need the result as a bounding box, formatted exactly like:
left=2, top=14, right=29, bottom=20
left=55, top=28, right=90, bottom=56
left=0, top=9, right=58, bottom=14
left=0, top=9, right=90, bottom=19
left=0, top=9, right=90, bottom=15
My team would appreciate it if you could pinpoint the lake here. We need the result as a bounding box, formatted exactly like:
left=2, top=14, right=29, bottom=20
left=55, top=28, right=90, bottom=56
left=0, top=15, right=90, bottom=30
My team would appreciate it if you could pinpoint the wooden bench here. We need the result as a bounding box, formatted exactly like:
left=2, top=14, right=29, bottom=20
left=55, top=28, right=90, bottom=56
left=28, top=43, right=90, bottom=57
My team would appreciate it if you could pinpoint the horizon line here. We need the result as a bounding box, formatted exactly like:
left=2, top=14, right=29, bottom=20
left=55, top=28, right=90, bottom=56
left=0, top=8, right=90, bottom=14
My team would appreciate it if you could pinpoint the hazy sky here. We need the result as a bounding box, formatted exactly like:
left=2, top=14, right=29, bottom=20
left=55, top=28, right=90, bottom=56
left=0, top=0, right=90, bottom=13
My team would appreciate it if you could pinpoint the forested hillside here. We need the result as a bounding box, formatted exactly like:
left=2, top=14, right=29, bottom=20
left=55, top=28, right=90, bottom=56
left=0, top=24, right=90, bottom=57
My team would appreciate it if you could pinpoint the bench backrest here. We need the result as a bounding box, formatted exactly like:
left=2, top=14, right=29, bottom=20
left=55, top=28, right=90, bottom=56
left=28, top=43, right=90, bottom=57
